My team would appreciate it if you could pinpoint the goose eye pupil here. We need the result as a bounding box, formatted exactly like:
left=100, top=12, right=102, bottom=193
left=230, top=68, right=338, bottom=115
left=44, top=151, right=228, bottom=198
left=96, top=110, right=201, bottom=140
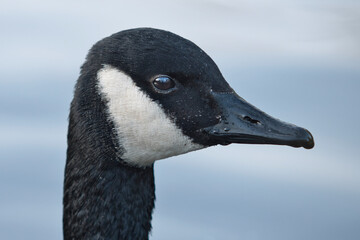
left=153, top=76, right=175, bottom=91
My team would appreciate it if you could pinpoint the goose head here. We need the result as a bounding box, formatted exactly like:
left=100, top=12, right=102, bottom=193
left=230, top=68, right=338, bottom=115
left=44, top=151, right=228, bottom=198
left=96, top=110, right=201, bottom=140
left=80, top=28, right=314, bottom=168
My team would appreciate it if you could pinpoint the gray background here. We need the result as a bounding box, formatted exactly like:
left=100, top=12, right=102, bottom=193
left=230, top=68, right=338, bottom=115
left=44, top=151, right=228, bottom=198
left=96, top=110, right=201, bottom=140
left=1, top=0, right=359, bottom=239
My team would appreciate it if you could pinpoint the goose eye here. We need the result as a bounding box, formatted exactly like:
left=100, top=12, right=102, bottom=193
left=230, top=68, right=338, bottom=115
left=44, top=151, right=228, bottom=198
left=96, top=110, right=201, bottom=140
left=153, top=76, right=175, bottom=91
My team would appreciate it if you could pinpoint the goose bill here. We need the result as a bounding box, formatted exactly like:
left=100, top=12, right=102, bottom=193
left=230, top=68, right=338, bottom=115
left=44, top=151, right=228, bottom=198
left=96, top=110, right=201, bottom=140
left=204, top=91, right=314, bottom=149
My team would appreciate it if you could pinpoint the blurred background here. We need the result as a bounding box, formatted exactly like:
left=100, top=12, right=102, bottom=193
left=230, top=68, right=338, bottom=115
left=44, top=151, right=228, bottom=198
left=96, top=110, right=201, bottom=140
left=1, top=0, right=359, bottom=239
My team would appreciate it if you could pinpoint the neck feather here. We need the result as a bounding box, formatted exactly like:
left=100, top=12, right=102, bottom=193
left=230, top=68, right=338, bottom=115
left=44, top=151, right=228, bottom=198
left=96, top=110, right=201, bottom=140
left=63, top=82, right=155, bottom=239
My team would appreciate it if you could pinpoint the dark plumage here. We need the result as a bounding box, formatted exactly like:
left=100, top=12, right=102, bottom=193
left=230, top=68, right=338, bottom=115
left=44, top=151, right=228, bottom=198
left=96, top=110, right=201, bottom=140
left=63, top=28, right=314, bottom=239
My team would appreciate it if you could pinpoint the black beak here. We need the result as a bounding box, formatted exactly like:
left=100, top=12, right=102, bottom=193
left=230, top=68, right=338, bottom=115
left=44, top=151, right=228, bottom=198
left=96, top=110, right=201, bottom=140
left=204, top=91, right=314, bottom=149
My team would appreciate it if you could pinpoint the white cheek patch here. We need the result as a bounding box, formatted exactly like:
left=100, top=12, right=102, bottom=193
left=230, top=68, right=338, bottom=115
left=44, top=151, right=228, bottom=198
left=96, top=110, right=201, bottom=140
left=97, top=65, right=204, bottom=167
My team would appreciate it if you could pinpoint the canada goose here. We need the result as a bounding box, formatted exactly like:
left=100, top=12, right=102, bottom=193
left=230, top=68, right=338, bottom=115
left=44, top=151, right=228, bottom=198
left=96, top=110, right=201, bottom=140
left=63, top=28, right=314, bottom=239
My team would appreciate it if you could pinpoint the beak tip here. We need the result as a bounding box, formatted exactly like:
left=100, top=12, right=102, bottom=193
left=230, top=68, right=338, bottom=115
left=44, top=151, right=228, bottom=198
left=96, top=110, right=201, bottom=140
left=301, top=129, right=315, bottom=149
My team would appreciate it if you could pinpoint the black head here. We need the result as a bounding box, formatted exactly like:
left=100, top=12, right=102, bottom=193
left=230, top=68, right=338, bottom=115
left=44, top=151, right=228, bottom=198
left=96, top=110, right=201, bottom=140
left=77, top=28, right=314, bottom=166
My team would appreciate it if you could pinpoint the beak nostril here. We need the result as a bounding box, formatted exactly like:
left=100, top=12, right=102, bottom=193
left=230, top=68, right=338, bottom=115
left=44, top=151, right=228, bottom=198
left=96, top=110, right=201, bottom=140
left=241, top=115, right=261, bottom=125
